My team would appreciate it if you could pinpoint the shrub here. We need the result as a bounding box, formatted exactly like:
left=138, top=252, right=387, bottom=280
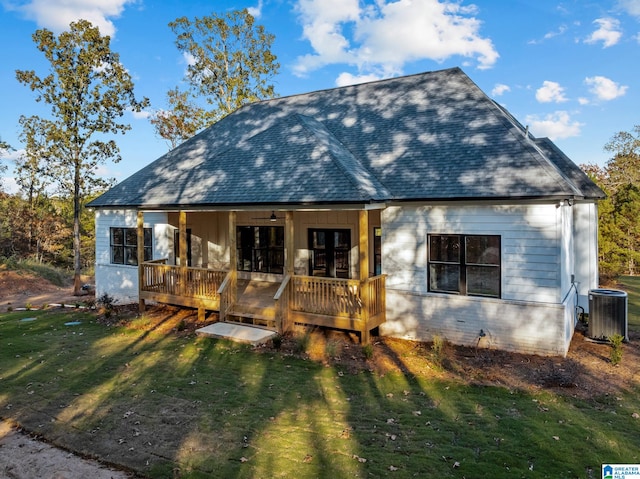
left=97, top=293, right=117, bottom=318
left=293, top=331, right=311, bottom=354
left=362, top=343, right=374, bottom=360
left=431, top=335, right=446, bottom=367
left=610, top=334, right=624, bottom=365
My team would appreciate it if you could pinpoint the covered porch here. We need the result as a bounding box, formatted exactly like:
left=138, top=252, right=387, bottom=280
left=135, top=209, right=386, bottom=343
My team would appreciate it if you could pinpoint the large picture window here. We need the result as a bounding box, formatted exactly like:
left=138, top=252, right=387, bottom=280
left=428, top=234, right=500, bottom=298
left=110, top=227, right=152, bottom=266
left=237, top=226, right=284, bottom=274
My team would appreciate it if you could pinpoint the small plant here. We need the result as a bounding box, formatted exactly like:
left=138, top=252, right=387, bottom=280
left=431, top=334, right=446, bottom=367
left=177, top=319, right=187, bottom=331
left=25, top=302, right=33, bottom=310
left=97, top=293, right=117, bottom=318
left=293, top=330, right=311, bottom=354
left=362, top=343, right=374, bottom=360
left=326, top=340, right=342, bottom=359
left=271, top=334, right=283, bottom=350
left=609, top=334, right=624, bottom=365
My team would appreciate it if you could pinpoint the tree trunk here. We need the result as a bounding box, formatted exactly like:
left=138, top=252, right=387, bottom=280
left=73, top=161, right=82, bottom=295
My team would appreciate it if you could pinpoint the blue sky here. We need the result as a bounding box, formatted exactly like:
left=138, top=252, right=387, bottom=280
left=0, top=0, right=638, bottom=193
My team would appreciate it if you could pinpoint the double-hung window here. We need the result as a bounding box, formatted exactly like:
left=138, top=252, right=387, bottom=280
left=428, top=234, right=501, bottom=298
left=110, top=227, right=152, bottom=266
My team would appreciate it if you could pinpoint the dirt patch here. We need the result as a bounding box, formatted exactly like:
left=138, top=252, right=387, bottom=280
left=0, top=419, right=131, bottom=479
left=112, top=302, right=640, bottom=402
left=0, top=269, right=94, bottom=311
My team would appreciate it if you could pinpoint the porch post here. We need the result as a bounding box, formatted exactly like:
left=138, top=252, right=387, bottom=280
left=285, top=211, right=294, bottom=275
left=359, top=210, right=370, bottom=343
left=179, top=211, right=187, bottom=296
left=229, top=211, right=237, bottom=304
left=137, top=210, right=145, bottom=313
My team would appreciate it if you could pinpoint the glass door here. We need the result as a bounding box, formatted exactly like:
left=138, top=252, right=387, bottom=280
left=309, top=229, right=351, bottom=278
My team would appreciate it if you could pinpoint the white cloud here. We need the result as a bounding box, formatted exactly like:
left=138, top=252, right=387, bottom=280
left=335, top=72, right=383, bottom=87
left=535, top=81, right=568, bottom=103
left=293, top=0, right=498, bottom=79
left=584, top=75, right=628, bottom=100
left=247, top=0, right=264, bottom=19
left=525, top=111, right=583, bottom=140
left=618, top=0, right=640, bottom=17
left=7, top=0, right=134, bottom=36
left=491, top=83, right=510, bottom=96
left=585, top=18, right=622, bottom=47
left=578, top=97, right=590, bottom=105
left=130, top=109, right=151, bottom=120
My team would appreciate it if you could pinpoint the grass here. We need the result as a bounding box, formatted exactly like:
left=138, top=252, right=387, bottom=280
left=0, top=257, right=72, bottom=287
left=0, top=280, right=639, bottom=478
left=620, top=276, right=640, bottom=329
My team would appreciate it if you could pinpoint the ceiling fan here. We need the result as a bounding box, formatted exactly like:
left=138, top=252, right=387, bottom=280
left=251, top=211, right=281, bottom=222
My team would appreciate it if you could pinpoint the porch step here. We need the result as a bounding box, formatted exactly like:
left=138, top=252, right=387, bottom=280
left=227, top=309, right=276, bottom=328
left=196, top=322, right=276, bottom=345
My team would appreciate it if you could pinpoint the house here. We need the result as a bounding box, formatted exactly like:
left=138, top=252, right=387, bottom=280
left=87, top=67, right=605, bottom=356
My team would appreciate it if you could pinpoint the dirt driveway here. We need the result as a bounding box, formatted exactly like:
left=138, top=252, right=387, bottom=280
left=0, top=270, right=132, bottom=478
left=0, top=420, right=131, bottom=479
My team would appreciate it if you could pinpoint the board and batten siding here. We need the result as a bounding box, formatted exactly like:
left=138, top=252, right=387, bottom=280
left=94, top=209, right=169, bottom=304
left=380, top=203, right=578, bottom=356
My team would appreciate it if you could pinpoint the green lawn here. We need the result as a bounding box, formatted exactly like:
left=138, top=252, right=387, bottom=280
left=1, top=288, right=639, bottom=478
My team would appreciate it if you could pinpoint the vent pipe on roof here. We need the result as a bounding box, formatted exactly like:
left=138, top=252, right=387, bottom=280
left=524, top=125, right=529, bottom=138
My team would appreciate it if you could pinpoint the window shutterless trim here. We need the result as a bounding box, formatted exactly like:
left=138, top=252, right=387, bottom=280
left=427, top=234, right=501, bottom=298
left=110, top=227, right=152, bottom=266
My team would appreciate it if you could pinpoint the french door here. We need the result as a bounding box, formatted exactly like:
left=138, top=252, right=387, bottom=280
left=309, top=229, right=351, bottom=279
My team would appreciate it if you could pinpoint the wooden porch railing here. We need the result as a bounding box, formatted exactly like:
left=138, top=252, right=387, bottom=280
left=141, top=261, right=226, bottom=301
left=288, top=274, right=386, bottom=328
left=217, top=270, right=237, bottom=322
left=274, top=275, right=291, bottom=333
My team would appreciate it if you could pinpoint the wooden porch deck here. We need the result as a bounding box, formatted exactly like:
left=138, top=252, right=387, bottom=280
left=139, top=262, right=386, bottom=343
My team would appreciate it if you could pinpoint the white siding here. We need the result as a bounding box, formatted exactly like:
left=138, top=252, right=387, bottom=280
left=382, top=203, right=562, bottom=302
left=94, top=210, right=169, bottom=304
left=380, top=202, right=579, bottom=356
left=381, top=287, right=577, bottom=356
left=573, top=202, right=599, bottom=312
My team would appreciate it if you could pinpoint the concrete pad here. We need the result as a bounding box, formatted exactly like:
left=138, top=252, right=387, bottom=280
left=196, top=322, right=277, bottom=345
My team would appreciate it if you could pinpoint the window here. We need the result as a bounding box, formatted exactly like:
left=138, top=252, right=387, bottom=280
left=309, top=229, right=351, bottom=279
left=237, top=226, right=284, bottom=274
left=428, top=234, right=500, bottom=298
left=110, top=227, right=152, bottom=266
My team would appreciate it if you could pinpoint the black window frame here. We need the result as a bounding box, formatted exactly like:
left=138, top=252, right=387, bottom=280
left=110, top=227, right=152, bottom=266
left=427, top=234, right=501, bottom=298
left=237, top=225, right=285, bottom=274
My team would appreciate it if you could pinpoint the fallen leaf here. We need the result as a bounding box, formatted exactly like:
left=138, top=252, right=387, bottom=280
left=240, top=457, right=249, bottom=463
left=303, top=454, right=313, bottom=463
left=552, top=436, right=560, bottom=441
left=389, top=465, right=398, bottom=471
left=632, top=412, right=639, bottom=419
left=453, top=461, right=460, bottom=468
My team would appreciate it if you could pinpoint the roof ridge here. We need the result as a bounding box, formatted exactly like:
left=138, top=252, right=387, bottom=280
left=295, top=114, right=390, bottom=201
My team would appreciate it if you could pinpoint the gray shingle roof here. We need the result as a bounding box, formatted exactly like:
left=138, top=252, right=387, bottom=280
left=89, top=67, right=604, bottom=209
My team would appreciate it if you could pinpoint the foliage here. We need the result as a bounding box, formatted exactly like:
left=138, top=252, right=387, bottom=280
left=0, top=192, right=72, bottom=265
left=609, top=333, right=624, bottom=365
left=97, top=292, right=117, bottom=318
left=431, top=334, right=446, bottom=366
left=15, top=20, right=149, bottom=293
left=149, top=87, right=206, bottom=150
left=0, top=256, right=71, bottom=287
left=583, top=125, right=640, bottom=282
left=0, top=138, right=11, bottom=184
left=152, top=9, right=279, bottom=147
